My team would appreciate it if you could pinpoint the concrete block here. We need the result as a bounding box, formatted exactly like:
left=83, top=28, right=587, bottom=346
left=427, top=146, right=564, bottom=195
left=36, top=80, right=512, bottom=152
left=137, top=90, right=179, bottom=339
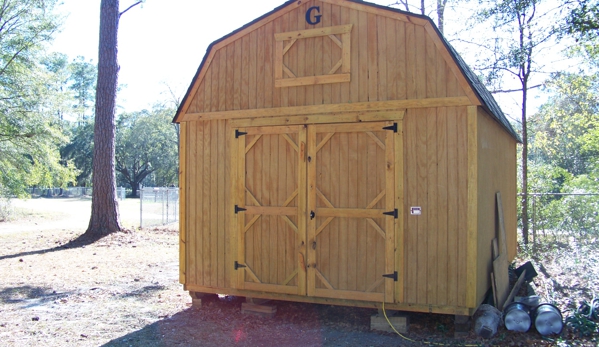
left=370, top=313, right=408, bottom=333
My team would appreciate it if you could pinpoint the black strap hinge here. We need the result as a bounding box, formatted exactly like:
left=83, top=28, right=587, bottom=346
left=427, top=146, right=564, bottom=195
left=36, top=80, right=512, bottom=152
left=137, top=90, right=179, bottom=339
left=382, top=271, right=398, bottom=281
left=234, top=261, right=247, bottom=270
left=383, top=123, right=398, bottom=133
left=235, top=130, right=248, bottom=138
left=235, top=205, right=247, bottom=214
left=383, top=209, right=398, bottom=219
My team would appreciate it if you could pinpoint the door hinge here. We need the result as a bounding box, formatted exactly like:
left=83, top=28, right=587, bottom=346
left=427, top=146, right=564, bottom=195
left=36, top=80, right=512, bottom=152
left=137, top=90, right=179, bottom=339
left=235, top=130, right=248, bottom=138
left=383, top=209, right=398, bottom=219
left=382, top=123, right=398, bottom=133
left=234, top=205, right=247, bottom=214
left=234, top=261, right=247, bottom=270
left=382, top=271, right=398, bottom=281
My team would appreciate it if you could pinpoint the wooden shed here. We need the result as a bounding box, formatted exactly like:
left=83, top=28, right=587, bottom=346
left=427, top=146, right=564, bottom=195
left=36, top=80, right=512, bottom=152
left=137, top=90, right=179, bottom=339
left=173, top=0, right=520, bottom=317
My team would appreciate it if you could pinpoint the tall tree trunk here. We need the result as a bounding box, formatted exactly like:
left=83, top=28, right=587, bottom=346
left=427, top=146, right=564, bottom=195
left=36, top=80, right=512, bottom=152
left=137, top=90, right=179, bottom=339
left=521, top=80, right=529, bottom=246
left=85, top=0, right=122, bottom=237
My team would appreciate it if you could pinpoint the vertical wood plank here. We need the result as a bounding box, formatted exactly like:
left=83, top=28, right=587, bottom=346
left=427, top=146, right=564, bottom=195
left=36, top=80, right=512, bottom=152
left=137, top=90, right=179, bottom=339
left=269, top=132, right=278, bottom=284
left=179, top=122, right=188, bottom=284
left=425, top=32, right=437, bottom=99
left=395, top=119, right=404, bottom=303
left=211, top=52, right=220, bottom=112
left=322, top=2, right=332, bottom=106
left=236, top=128, right=246, bottom=289
left=228, top=124, right=237, bottom=288
left=357, top=130, right=368, bottom=292
left=405, top=22, right=415, bottom=100
left=298, top=125, right=307, bottom=295
left=385, top=125, right=395, bottom=302
left=187, top=122, right=197, bottom=286
left=277, top=132, right=286, bottom=285
left=287, top=12, right=297, bottom=107
left=426, top=109, right=438, bottom=304
left=329, top=130, right=340, bottom=289
left=386, top=17, right=397, bottom=101
left=273, top=18, right=283, bottom=108
left=217, top=120, right=226, bottom=287
left=367, top=13, right=378, bottom=102
left=349, top=8, right=359, bottom=103
left=339, top=132, right=349, bottom=290
left=264, top=21, right=274, bottom=109
left=313, top=23, right=323, bottom=105
left=218, top=48, right=227, bottom=111
left=256, top=26, right=266, bottom=110
left=296, top=11, right=306, bottom=107
left=414, top=26, right=426, bottom=100
left=306, top=125, right=317, bottom=296
left=192, top=80, right=205, bottom=114
left=340, top=6, right=350, bottom=104
left=210, top=120, right=219, bottom=287
left=366, top=129, right=378, bottom=291
left=457, top=107, right=469, bottom=307
left=358, top=11, right=368, bottom=103
left=260, top=133, right=269, bottom=282
left=226, top=45, right=235, bottom=111
left=436, top=107, right=448, bottom=305
left=466, top=106, right=478, bottom=308
left=348, top=131, right=358, bottom=291
left=404, top=111, right=418, bottom=303
left=249, top=30, right=258, bottom=110
left=202, top=120, right=211, bottom=287
left=416, top=109, right=428, bottom=305
left=377, top=16, right=387, bottom=102
left=203, top=57, right=213, bottom=113
left=233, top=39, right=242, bottom=110
left=241, top=35, right=249, bottom=110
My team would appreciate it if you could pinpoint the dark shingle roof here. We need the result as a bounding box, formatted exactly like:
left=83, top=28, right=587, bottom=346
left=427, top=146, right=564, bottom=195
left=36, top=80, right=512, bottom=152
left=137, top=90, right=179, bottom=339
left=174, top=0, right=521, bottom=143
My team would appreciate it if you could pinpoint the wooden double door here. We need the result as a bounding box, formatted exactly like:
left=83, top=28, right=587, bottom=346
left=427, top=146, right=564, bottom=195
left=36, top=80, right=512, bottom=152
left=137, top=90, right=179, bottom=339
left=234, top=121, right=398, bottom=303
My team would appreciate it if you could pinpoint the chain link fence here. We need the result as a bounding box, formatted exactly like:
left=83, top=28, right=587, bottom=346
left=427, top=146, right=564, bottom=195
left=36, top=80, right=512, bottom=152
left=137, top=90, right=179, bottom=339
left=523, top=192, right=599, bottom=245
left=28, top=187, right=126, bottom=200
left=139, top=187, right=179, bottom=228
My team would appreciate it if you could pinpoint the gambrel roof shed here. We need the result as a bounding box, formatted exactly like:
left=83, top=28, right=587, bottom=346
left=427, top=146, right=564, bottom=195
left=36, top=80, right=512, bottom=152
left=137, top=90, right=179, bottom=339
left=174, top=0, right=519, bottom=317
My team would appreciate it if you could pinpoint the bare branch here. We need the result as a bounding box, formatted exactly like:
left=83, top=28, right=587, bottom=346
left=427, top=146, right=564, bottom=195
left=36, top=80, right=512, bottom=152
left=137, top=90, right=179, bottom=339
left=491, top=84, right=543, bottom=94
left=119, top=1, right=142, bottom=17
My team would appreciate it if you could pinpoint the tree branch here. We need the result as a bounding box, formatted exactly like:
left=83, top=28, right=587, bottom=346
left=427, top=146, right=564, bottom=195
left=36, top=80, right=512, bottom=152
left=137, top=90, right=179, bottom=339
left=491, top=84, right=543, bottom=94
left=119, top=1, right=143, bottom=17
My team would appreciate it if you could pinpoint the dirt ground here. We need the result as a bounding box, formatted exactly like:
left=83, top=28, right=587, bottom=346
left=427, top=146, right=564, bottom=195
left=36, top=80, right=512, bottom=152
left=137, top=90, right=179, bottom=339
left=0, top=197, right=597, bottom=346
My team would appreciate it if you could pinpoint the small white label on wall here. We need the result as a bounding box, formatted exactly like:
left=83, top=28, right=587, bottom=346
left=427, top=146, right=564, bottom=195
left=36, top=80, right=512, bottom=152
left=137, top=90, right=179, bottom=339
left=410, top=207, right=422, bottom=215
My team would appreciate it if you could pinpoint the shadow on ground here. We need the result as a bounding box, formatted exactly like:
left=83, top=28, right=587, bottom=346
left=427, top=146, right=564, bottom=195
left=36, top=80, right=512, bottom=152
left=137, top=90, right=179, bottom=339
left=0, top=233, right=117, bottom=261
left=101, top=296, right=411, bottom=347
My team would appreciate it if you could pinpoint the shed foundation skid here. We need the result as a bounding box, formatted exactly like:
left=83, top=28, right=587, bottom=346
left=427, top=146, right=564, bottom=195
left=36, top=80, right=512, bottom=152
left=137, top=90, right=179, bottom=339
left=175, top=0, right=518, bottom=319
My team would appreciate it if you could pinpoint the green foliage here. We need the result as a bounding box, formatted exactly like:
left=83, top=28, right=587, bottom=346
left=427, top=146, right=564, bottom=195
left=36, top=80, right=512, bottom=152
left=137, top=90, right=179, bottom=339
left=527, top=72, right=599, bottom=240
left=0, top=0, right=79, bottom=197
left=566, top=309, right=598, bottom=337
left=115, top=105, right=178, bottom=195
left=68, top=56, right=96, bottom=121
left=567, top=0, right=599, bottom=39
left=61, top=120, right=94, bottom=186
left=530, top=72, right=599, bottom=175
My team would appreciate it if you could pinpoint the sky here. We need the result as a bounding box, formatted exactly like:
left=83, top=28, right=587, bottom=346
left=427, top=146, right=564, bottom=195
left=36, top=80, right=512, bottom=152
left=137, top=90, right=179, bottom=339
left=51, top=0, right=394, bottom=113
left=50, top=0, right=566, bottom=120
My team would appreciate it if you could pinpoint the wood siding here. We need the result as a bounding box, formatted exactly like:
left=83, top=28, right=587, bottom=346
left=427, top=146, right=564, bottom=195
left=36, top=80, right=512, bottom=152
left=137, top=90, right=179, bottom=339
left=402, top=107, right=469, bottom=308
left=183, top=0, right=468, bottom=117
left=182, top=120, right=232, bottom=289
left=475, top=108, right=518, bottom=306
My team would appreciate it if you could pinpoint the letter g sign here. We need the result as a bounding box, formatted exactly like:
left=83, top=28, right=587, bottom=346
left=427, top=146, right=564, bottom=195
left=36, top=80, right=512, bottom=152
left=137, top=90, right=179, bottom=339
left=305, top=6, right=322, bottom=25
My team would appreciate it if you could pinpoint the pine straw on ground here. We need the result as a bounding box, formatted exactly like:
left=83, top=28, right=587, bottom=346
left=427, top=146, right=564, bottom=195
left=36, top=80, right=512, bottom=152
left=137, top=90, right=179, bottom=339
left=0, top=200, right=597, bottom=346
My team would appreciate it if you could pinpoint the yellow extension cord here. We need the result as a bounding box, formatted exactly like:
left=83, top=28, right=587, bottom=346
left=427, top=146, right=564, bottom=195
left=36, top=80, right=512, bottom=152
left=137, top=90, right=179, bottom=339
left=381, top=301, right=481, bottom=346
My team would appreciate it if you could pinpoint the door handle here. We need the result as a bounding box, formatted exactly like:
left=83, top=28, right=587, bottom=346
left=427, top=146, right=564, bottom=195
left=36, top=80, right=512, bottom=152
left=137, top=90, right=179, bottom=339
left=310, top=211, right=315, bottom=220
